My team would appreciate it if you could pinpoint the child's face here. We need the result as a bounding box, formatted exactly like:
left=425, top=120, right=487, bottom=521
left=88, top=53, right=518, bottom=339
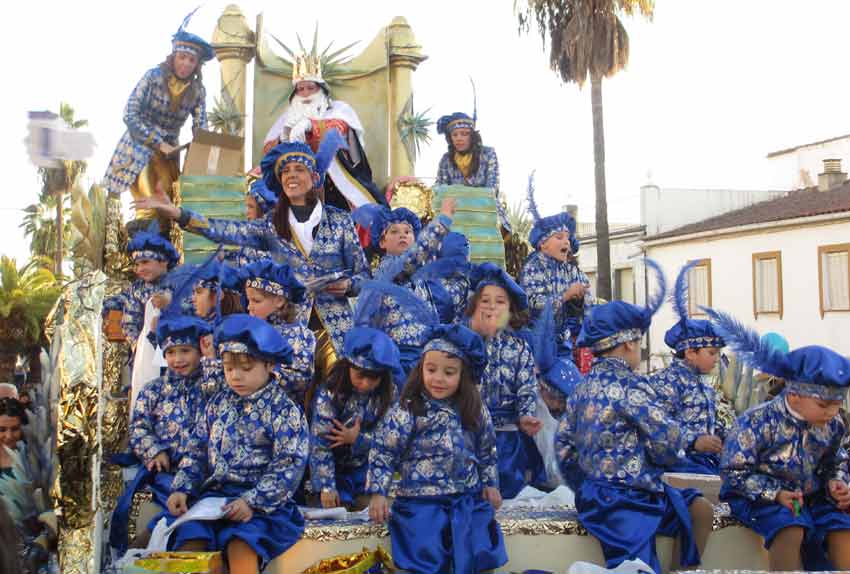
left=684, top=347, right=721, bottom=375
left=134, top=258, right=169, bottom=283
left=471, top=285, right=511, bottom=337
left=164, top=345, right=202, bottom=377
left=173, top=51, right=199, bottom=80
left=192, top=285, right=216, bottom=318
left=540, top=231, right=572, bottom=263
left=279, top=162, right=317, bottom=205
left=246, top=286, right=286, bottom=320
left=379, top=222, right=415, bottom=256
left=245, top=195, right=260, bottom=220
left=422, top=351, right=463, bottom=400
left=349, top=366, right=382, bottom=394
left=222, top=352, right=273, bottom=397
left=0, top=415, right=23, bottom=449
left=786, top=393, right=842, bottom=427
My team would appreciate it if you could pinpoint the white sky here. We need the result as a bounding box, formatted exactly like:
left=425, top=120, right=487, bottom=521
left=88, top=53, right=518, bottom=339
left=3, top=0, right=850, bottom=263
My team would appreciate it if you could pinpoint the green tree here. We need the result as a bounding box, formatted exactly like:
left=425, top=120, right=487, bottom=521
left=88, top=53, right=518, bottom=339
left=516, top=0, right=654, bottom=300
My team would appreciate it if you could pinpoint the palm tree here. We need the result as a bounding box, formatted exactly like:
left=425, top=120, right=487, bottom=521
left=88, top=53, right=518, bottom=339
left=516, top=0, right=654, bottom=300
left=33, top=102, right=88, bottom=277
left=19, top=193, right=71, bottom=267
left=0, top=256, right=61, bottom=383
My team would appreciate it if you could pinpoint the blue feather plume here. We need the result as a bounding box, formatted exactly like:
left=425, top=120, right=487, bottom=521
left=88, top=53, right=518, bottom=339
left=315, top=128, right=347, bottom=185
left=469, top=76, right=478, bottom=123
left=530, top=299, right=557, bottom=372
left=701, top=306, right=789, bottom=377
left=643, top=258, right=667, bottom=317
left=178, top=5, right=202, bottom=33
left=525, top=170, right=541, bottom=223
left=355, top=279, right=438, bottom=328
left=163, top=246, right=222, bottom=317
left=350, top=203, right=385, bottom=230
left=671, top=261, right=697, bottom=322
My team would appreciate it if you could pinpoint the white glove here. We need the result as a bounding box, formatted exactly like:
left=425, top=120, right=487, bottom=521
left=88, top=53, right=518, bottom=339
left=288, top=117, right=313, bottom=143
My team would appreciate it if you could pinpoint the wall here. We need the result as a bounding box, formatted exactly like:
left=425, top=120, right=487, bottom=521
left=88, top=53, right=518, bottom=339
left=577, top=231, right=645, bottom=302
left=767, top=137, right=850, bottom=190
left=641, top=185, right=787, bottom=236
left=645, top=218, right=850, bottom=365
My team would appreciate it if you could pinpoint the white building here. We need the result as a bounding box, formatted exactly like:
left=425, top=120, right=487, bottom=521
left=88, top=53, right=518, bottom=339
left=767, top=134, right=850, bottom=190
left=643, top=167, right=850, bottom=363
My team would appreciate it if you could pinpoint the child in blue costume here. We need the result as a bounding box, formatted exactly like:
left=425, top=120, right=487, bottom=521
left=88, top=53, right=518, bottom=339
left=357, top=201, right=456, bottom=376
left=310, top=327, right=403, bottom=510
left=110, top=315, right=211, bottom=554
left=414, top=231, right=471, bottom=324
left=165, top=315, right=309, bottom=574
left=464, top=262, right=544, bottom=499
left=239, top=259, right=315, bottom=407
left=708, top=308, right=850, bottom=571
left=529, top=302, right=584, bottom=418
left=519, top=173, right=592, bottom=363
left=555, top=261, right=713, bottom=574
left=650, top=263, right=728, bottom=475
left=222, top=178, right=276, bottom=267
left=134, top=131, right=368, bottom=379
left=367, top=324, right=507, bottom=574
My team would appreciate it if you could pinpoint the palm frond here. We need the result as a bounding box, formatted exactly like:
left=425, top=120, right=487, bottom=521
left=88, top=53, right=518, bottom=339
left=397, top=95, right=433, bottom=163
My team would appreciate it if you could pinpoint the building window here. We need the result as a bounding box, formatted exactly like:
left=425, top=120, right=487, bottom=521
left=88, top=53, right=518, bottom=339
left=614, top=267, right=635, bottom=304
left=688, top=259, right=711, bottom=316
left=752, top=251, right=783, bottom=318
left=819, top=243, right=850, bottom=317
left=585, top=271, right=597, bottom=299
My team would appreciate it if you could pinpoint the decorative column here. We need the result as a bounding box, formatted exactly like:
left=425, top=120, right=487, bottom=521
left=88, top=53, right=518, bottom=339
left=386, top=17, right=427, bottom=179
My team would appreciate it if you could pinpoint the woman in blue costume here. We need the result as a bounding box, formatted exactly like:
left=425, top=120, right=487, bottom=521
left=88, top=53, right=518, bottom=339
left=103, top=10, right=213, bottom=234
left=164, top=315, right=309, bottom=574
left=109, top=316, right=211, bottom=554
left=555, top=261, right=714, bottom=574
left=707, top=308, right=850, bottom=571
left=649, top=262, right=729, bottom=475
left=309, top=327, right=403, bottom=510
left=134, top=131, right=368, bottom=380
left=464, top=262, right=544, bottom=499
left=367, top=324, right=507, bottom=574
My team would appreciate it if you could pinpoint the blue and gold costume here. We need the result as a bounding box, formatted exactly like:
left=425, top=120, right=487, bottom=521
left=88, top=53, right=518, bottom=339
left=556, top=263, right=704, bottom=574
left=166, top=315, right=309, bottom=567
left=310, top=327, right=402, bottom=506
left=222, top=179, right=277, bottom=266
left=708, top=307, right=850, bottom=569
left=414, top=231, right=471, bottom=324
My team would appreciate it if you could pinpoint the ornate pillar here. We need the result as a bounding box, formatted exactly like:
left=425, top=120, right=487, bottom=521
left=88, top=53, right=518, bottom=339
left=212, top=5, right=255, bottom=129
left=386, top=17, right=427, bottom=179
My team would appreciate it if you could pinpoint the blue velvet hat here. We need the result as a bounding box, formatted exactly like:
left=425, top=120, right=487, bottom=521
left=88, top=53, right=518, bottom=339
left=437, top=112, right=475, bottom=135
left=531, top=302, right=583, bottom=396
left=156, top=315, right=211, bottom=351
left=214, top=314, right=293, bottom=364
left=525, top=171, right=578, bottom=250
left=577, top=259, right=667, bottom=354
left=241, top=260, right=306, bottom=304
left=343, top=327, right=405, bottom=383
left=469, top=262, right=528, bottom=311
left=422, top=324, right=487, bottom=378
left=260, top=129, right=346, bottom=194
left=127, top=221, right=180, bottom=268
left=192, top=258, right=223, bottom=290
left=704, top=308, right=850, bottom=401
left=664, top=262, right=725, bottom=352
left=248, top=178, right=279, bottom=216
left=172, top=8, right=215, bottom=63
left=368, top=206, right=422, bottom=248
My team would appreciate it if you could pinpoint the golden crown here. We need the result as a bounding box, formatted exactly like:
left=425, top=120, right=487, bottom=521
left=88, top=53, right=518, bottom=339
left=292, top=52, right=323, bottom=84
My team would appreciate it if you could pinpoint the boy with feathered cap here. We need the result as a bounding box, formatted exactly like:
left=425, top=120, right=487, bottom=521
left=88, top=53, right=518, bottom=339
left=555, top=261, right=713, bottom=574
left=709, top=308, right=850, bottom=571
left=649, top=262, right=731, bottom=475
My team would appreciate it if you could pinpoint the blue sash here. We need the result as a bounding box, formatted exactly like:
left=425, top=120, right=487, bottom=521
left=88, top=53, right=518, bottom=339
left=109, top=453, right=174, bottom=554
left=668, top=452, right=720, bottom=475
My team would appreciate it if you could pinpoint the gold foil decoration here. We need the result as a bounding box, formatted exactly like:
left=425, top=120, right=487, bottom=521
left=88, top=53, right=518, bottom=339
left=304, top=521, right=389, bottom=542
left=389, top=179, right=433, bottom=220
left=132, top=551, right=224, bottom=574
left=302, top=546, right=393, bottom=574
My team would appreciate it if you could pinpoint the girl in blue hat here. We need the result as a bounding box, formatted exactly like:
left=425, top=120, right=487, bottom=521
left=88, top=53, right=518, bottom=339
left=709, top=308, right=850, bottom=571
left=165, top=315, right=309, bottom=574
left=134, top=131, right=368, bottom=382
left=465, top=262, right=544, bottom=499
left=309, top=327, right=402, bottom=510
left=222, top=179, right=277, bottom=267
left=367, top=324, right=507, bottom=574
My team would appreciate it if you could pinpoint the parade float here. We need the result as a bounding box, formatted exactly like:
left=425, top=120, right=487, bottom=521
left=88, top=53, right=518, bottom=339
left=38, top=5, right=779, bottom=573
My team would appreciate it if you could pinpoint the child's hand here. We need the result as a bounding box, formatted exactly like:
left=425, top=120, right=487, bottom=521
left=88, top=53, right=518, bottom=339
left=223, top=498, right=254, bottom=523
left=483, top=487, right=503, bottom=510
left=151, top=292, right=171, bottom=310
left=321, top=489, right=341, bottom=509
left=694, top=434, right=723, bottom=454
left=440, top=197, right=457, bottom=218
left=829, top=480, right=850, bottom=510
left=775, top=489, right=804, bottom=514
left=327, top=418, right=361, bottom=448
left=147, top=451, right=171, bottom=473
left=199, top=335, right=215, bottom=359
left=369, top=494, right=390, bottom=522
left=167, top=493, right=189, bottom=517
left=519, top=416, right=543, bottom=437
left=562, top=283, right=586, bottom=302
left=324, top=278, right=351, bottom=297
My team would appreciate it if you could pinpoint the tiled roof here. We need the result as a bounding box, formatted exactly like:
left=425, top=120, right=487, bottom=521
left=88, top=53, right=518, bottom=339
left=645, top=184, right=850, bottom=241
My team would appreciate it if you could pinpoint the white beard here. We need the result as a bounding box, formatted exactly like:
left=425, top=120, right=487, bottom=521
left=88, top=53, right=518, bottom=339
left=285, top=92, right=330, bottom=126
